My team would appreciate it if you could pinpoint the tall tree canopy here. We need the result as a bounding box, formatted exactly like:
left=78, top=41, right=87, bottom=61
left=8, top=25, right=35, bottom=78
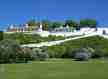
left=27, top=19, right=38, bottom=26
left=80, top=19, right=97, bottom=28
left=64, top=20, right=79, bottom=28
left=41, top=20, right=51, bottom=31
left=51, top=22, right=62, bottom=29
left=26, top=19, right=39, bottom=31
left=0, top=31, right=3, bottom=41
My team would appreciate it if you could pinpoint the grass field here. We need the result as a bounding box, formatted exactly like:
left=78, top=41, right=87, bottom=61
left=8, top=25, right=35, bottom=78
left=0, top=59, right=108, bottom=79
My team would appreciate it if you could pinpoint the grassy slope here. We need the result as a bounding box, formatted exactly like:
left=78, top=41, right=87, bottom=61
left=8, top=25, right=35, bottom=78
left=0, top=59, right=108, bottom=79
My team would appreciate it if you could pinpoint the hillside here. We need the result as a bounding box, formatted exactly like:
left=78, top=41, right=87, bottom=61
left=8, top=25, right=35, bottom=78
left=47, top=36, right=108, bottom=58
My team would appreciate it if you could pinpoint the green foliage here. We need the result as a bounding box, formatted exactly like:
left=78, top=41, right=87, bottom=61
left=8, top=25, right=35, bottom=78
left=64, top=36, right=108, bottom=58
left=47, top=46, right=66, bottom=58
left=47, top=36, right=108, bottom=58
left=41, top=20, right=51, bottom=31
left=4, top=33, right=41, bottom=44
left=0, top=31, right=3, bottom=41
left=64, top=19, right=79, bottom=28
left=0, top=39, right=25, bottom=63
left=92, top=48, right=108, bottom=58
left=74, top=48, right=93, bottom=61
left=0, top=39, right=49, bottom=63
left=74, top=52, right=90, bottom=61
left=27, top=19, right=38, bottom=26
left=62, top=46, right=77, bottom=58
left=32, top=48, right=49, bottom=61
left=80, top=19, right=97, bottom=28
left=51, top=22, right=62, bottom=29
left=47, top=35, right=65, bottom=41
left=4, top=33, right=65, bottom=44
left=22, top=47, right=33, bottom=61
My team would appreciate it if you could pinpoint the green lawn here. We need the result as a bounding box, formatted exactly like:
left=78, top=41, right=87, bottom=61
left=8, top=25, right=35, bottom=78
left=0, top=59, right=108, bottom=79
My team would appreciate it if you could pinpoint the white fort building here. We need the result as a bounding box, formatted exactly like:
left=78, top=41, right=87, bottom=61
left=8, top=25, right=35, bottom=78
left=6, top=24, right=108, bottom=37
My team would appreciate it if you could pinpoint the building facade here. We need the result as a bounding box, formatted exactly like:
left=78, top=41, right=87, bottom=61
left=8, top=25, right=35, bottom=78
left=7, top=24, right=39, bottom=32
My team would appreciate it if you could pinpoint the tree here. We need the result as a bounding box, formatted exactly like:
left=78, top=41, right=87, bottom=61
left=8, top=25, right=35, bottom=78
left=41, top=20, right=51, bottom=31
left=0, top=39, right=24, bottom=63
left=80, top=19, right=97, bottom=28
left=51, top=22, right=62, bottom=29
left=27, top=19, right=39, bottom=31
left=22, top=47, right=33, bottom=61
left=0, top=31, right=3, bottom=41
left=32, top=48, right=49, bottom=61
left=64, top=20, right=79, bottom=28
left=27, top=19, right=38, bottom=26
left=47, top=46, right=66, bottom=58
left=74, top=48, right=93, bottom=61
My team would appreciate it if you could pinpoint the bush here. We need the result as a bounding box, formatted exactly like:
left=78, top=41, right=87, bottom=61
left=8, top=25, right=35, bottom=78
left=32, top=48, right=49, bottom=61
left=47, top=46, right=66, bottom=58
left=74, top=48, right=92, bottom=61
left=0, top=39, right=49, bottom=63
left=92, top=49, right=107, bottom=58
left=4, top=33, right=65, bottom=44
left=22, top=47, right=33, bottom=61
left=63, top=45, right=82, bottom=58
left=0, top=39, right=25, bottom=63
left=74, top=52, right=91, bottom=61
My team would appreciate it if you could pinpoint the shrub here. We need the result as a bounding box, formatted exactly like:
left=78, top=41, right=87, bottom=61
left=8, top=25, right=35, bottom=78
left=47, top=46, right=66, bottom=58
left=0, top=39, right=25, bottom=63
left=4, top=33, right=65, bottom=44
left=74, top=52, right=91, bottom=61
left=32, top=48, right=49, bottom=61
left=62, top=46, right=77, bottom=58
left=74, top=48, right=92, bottom=61
left=92, top=49, right=106, bottom=58
left=22, top=47, right=33, bottom=61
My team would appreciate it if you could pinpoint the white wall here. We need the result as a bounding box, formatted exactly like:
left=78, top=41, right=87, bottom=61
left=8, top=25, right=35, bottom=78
left=97, top=27, right=108, bottom=34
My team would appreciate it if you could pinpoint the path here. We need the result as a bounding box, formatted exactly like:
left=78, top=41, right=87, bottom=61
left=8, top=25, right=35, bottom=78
left=21, top=32, right=108, bottom=48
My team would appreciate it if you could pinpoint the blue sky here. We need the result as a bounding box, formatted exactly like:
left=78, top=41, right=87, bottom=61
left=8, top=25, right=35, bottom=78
left=0, top=0, right=108, bottom=30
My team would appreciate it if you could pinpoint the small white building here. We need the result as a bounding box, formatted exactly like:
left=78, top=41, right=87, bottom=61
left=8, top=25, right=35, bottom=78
left=7, top=24, right=39, bottom=32
left=97, top=27, right=108, bottom=34
left=80, top=27, right=108, bottom=35
left=52, top=25, right=75, bottom=33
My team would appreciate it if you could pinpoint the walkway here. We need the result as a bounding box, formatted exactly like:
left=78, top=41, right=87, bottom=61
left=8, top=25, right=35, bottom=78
left=22, top=32, right=108, bottom=48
